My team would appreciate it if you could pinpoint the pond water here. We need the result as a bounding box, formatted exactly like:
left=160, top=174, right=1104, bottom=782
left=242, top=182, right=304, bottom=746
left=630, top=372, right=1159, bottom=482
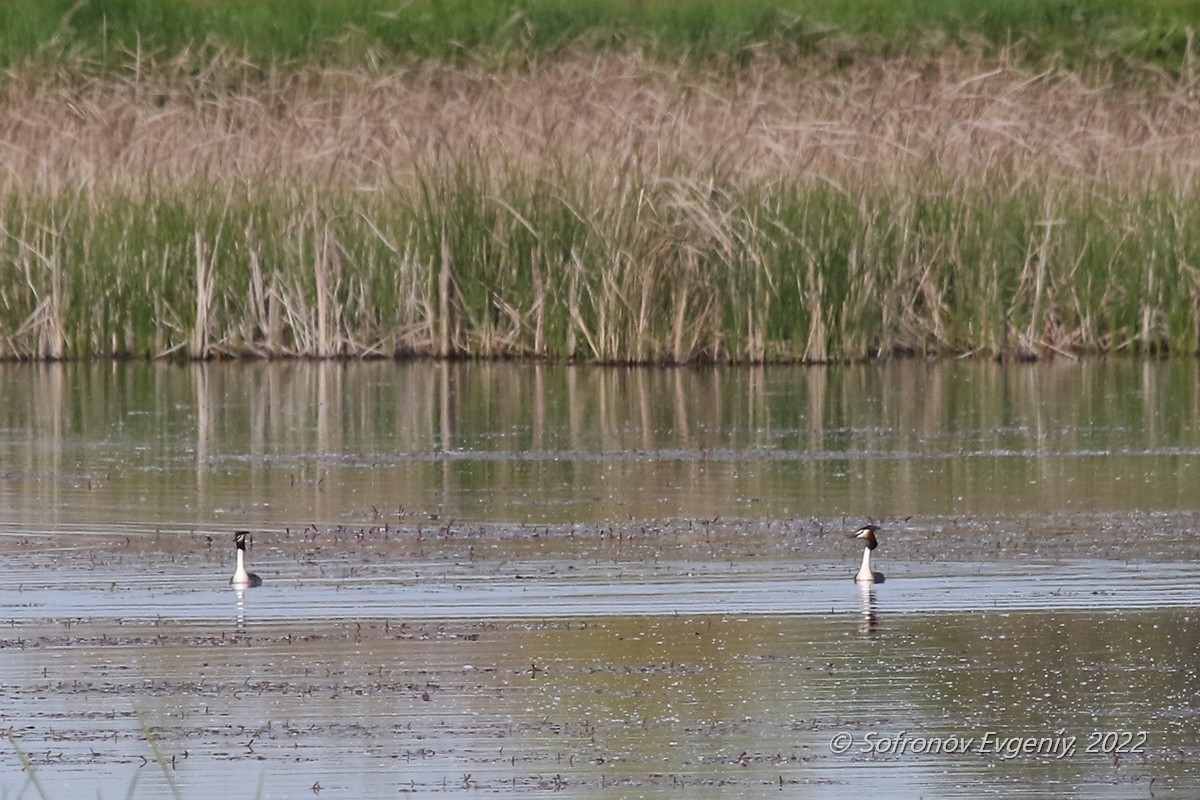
left=1, top=360, right=1198, bottom=798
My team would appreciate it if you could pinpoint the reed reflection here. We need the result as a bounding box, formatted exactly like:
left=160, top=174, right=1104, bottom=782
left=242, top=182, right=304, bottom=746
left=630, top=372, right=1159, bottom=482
left=0, top=360, right=1198, bottom=529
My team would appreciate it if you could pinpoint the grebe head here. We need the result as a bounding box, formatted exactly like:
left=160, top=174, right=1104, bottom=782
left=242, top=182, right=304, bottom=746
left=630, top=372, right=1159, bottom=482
left=850, top=524, right=879, bottom=551
left=850, top=524, right=884, bottom=583
left=230, top=531, right=263, bottom=588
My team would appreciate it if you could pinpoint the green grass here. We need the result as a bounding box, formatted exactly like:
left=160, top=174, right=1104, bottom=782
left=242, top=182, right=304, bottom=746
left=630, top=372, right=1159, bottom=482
left=3, top=2, right=1199, bottom=362
left=2, top=0, right=1199, bottom=74
left=3, top=169, right=1199, bottom=362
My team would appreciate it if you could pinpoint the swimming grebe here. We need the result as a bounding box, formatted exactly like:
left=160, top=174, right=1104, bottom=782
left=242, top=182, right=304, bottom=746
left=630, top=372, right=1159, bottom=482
left=850, top=524, right=884, bottom=584
left=230, top=531, right=263, bottom=587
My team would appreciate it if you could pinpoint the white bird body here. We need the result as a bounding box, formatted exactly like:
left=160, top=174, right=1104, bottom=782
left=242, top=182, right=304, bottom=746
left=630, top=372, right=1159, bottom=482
left=230, top=531, right=263, bottom=587
left=850, top=524, right=884, bottom=584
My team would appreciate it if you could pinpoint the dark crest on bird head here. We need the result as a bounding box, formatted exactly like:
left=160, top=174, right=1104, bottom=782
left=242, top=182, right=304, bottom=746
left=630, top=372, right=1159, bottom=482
left=851, top=524, right=879, bottom=550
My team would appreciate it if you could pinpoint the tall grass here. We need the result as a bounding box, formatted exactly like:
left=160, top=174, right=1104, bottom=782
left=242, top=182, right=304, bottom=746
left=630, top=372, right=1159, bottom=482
left=3, top=169, right=1199, bottom=362
left=2, top=0, right=1200, bottom=74
left=3, top=49, right=1200, bottom=362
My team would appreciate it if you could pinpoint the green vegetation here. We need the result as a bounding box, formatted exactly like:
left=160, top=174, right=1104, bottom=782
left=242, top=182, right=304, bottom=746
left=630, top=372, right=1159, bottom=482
left=2, top=1, right=1199, bottom=362
left=2, top=0, right=1199, bottom=73
left=5, top=174, right=1199, bottom=362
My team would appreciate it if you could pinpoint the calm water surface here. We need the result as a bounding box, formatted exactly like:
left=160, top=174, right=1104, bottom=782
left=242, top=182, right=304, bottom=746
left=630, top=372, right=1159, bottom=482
left=1, top=360, right=1198, bottom=798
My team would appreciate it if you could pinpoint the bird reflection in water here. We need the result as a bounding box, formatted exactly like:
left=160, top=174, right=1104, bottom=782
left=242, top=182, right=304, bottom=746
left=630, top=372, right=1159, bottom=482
left=229, top=531, right=263, bottom=634
left=233, top=586, right=249, bottom=633
left=858, top=583, right=878, bottom=634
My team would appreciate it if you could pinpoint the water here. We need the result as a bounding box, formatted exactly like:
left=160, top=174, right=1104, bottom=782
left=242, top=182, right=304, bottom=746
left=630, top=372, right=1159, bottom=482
left=0, top=360, right=1198, bottom=798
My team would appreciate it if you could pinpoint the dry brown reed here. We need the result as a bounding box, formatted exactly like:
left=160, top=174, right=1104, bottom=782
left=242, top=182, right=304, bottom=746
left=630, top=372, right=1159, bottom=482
left=2, top=51, right=1199, bottom=196
left=2, top=51, right=1200, bottom=362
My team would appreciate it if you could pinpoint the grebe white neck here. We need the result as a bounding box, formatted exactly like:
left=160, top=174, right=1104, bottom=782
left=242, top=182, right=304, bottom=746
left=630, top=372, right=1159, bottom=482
left=230, top=532, right=262, bottom=587
left=855, top=546, right=875, bottom=583
left=233, top=548, right=249, bottom=580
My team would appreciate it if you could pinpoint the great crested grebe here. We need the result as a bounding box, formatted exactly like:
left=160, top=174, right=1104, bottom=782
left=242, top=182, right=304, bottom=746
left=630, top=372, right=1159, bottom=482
left=850, top=524, right=884, bottom=584
left=230, top=531, right=263, bottom=587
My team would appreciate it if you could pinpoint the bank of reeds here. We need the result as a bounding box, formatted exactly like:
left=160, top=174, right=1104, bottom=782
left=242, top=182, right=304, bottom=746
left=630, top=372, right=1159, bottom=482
left=5, top=0, right=1199, bottom=76
left=5, top=174, right=1200, bottom=362
left=3, top=52, right=1200, bottom=362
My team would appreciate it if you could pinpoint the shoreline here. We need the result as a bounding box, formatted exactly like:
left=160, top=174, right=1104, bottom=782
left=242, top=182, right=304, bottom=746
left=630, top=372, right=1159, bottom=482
left=4, top=18, right=1199, bottom=364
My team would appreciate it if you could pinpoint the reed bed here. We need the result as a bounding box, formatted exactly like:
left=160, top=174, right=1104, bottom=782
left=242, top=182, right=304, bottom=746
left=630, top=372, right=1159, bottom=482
left=3, top=52, right=1200, bottom=362
left=5, top=0, right=1198, bottom=75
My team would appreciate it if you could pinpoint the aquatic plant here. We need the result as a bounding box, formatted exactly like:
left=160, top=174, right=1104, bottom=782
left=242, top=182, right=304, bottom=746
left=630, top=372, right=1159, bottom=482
left=2, top=9, right=1200, bottom=362
left=3, top=172, right=1199, bottom=363
left=7, top=732, right=52, bottom=800
left=2, top=0, right=1198, bottom=74
left=7, top=720, right=193, bottom=800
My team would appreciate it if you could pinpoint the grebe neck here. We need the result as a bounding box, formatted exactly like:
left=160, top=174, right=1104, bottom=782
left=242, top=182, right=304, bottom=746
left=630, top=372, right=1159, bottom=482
left=855, top=546, right=875, bottom=583
left=231, top=534, right=261, bottom=587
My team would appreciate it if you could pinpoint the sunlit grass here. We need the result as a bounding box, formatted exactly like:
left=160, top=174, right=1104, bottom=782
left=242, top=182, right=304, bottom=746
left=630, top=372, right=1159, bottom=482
left=2, top=5, right=1200, bottom=362
left=3, top=169, right=1198, bottom=362
left=2, top=0, right=1199, bottom=74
